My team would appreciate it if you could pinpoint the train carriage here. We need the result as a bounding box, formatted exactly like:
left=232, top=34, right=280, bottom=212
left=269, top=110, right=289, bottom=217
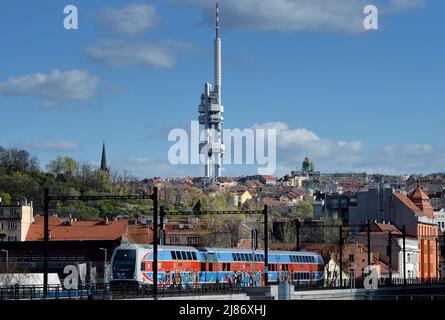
left=110, top=244, right=324, bottom=293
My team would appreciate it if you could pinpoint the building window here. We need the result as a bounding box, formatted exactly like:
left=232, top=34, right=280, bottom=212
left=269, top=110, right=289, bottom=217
left=349, top=254, right=354, bottom=263
left=7, top=235, right=17, bottom=241
left=8, top=222, right=18, bottom=230
left=169, top=236, right=179, bottom=244
left=187, top=237, right=200, bottom=245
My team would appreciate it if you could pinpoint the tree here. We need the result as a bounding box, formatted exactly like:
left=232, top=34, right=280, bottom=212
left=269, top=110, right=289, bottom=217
left=0, top=192, right=11, bottom=205
left=46, top=156, right=78, bottom=178
left=0, top=146, right=39, bottom=175
left=295, top=201, right=314, bottom=219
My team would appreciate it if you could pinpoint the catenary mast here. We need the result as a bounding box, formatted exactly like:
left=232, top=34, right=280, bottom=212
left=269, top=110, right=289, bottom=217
left=198, top=1, right=224, bottom=178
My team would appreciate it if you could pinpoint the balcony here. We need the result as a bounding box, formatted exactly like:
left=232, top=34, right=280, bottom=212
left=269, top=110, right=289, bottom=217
left=0, top=208, right=21, bottom=220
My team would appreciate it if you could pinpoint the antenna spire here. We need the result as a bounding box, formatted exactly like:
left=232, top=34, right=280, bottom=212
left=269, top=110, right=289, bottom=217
left=216, top=1, right=220, bottom=38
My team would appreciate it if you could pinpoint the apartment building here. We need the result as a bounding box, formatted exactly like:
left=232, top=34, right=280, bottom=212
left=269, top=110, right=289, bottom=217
left=0, top=199, right=33, bottom=242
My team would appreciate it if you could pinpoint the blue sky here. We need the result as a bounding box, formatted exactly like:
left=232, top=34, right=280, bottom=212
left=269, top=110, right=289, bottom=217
left=0, top=0, right=444, bottom=178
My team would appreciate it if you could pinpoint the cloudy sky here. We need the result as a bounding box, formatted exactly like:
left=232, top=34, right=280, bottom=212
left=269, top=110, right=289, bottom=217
left=0, top=0, right=444, bottom=178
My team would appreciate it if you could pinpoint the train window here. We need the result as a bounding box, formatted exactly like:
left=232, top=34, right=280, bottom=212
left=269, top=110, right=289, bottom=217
left=176, top=251, right=182, bottom=260
left=243, top=254, right=248, bottom=261
left=209, top=263, right=213, bottom=271
left=172, top=251, right=177, bottom=259
left=247, top=254, right=252, bottom=261
left=236, top=253, right=241, bottom=261
left=141, top=262, right=146, bottom=271
left=181, top=252, right=187, bottom=260
left=186, top=252, right=192, bottom=260
left=222, top=263, right=231, bottom=271
left=192, top=252, right=197, bottom=260
left=232, top=253, right=236, bottom=261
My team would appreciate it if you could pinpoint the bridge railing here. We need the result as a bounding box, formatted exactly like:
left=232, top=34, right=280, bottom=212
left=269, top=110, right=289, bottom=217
left=0, top=282, right=248, bottom=300
left=293, top=277, right=445, bottom=291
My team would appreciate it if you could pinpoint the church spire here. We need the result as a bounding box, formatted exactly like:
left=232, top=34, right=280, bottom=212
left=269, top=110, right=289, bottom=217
left=100, top=142, right=108, bottom=172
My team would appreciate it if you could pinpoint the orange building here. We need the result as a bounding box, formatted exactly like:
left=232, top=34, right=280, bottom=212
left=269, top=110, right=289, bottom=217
left=411, top=188, right=438, bottom=279
left=393, top=186, right=438, bottom=280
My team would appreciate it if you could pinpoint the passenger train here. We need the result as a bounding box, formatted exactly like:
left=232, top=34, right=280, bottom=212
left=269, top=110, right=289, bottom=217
left=110, top=244, right=324, bottom=292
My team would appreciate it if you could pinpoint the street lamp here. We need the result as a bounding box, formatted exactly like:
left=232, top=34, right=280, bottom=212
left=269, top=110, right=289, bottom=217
left=1, top=249, right=8, bottom=273
left=99, top=248, right=107, bottom=283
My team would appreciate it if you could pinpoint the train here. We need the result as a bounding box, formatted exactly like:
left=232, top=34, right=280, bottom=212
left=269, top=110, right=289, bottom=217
left=110, top=244, right=325, bottom=292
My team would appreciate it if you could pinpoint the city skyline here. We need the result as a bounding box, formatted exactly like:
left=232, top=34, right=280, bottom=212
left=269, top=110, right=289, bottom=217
left=0, top=0, right=444, bottom=178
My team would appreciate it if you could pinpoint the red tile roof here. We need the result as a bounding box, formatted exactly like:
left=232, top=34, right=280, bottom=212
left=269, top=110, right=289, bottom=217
left=260, top=175, right=277, bottom=181
left=26, top=216, right=128, bottom=241
left=125, top=224, right=153, bottom=244
left=374, top=223, right=403, bottom=235
left=393, top=192, right=433, bottom=218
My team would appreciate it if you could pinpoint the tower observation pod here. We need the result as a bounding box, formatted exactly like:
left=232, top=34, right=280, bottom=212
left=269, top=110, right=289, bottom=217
left=198, top=1, right=225, bottom=178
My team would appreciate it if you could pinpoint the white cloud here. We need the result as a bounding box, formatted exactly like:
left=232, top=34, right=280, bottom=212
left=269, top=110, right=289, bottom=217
left=85, top=40, right=195, bottom=69
left=97, top=4, right=159, bottom=36
left=382, top=144, right=435, bottom=157
left=171, top=0, right=427, bottom=33
left=30, top=141, right=81, bottom=153
left=251, top=122, right=443, bottom=175
left=0, top=70, right=99, bottom=100
left=254, top=121, right=363, bottom=161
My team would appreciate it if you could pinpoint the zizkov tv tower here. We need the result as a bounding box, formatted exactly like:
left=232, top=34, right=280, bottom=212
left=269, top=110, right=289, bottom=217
left=198, top=1, right=225, bottom=178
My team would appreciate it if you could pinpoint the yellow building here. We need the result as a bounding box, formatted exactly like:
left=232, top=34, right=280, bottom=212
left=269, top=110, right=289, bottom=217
left=232, top=191, right=253, bottom=207
left=0, top=200, right=33, bottom=242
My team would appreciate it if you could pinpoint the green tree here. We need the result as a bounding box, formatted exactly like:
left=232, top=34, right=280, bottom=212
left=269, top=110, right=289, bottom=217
left=0, top=192, right=11, bottom=205
left=46, top=156, right=78, bottom=177
left=295, top=201, right=314, bottom=219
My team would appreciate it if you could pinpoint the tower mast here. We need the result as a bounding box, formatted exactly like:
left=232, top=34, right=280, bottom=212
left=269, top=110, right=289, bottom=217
left=198, top=1, right=225, bottom=179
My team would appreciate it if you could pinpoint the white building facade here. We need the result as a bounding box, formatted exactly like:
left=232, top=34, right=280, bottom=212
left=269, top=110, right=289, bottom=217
left=0, top=200, right=33, bottom=242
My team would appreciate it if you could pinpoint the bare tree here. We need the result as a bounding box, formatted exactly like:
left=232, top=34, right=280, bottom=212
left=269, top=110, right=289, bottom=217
left=0, top=261, right=31, bottom=287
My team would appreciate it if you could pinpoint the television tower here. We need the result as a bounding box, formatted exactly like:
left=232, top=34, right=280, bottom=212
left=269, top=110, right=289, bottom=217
left=198, top=1, right=225, bottom=178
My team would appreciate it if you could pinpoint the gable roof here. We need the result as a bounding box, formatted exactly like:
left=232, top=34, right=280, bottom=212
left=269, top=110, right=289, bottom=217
left=26, top=216, right=128, bottom=241
left=393, top=192, right=433, bottom=218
